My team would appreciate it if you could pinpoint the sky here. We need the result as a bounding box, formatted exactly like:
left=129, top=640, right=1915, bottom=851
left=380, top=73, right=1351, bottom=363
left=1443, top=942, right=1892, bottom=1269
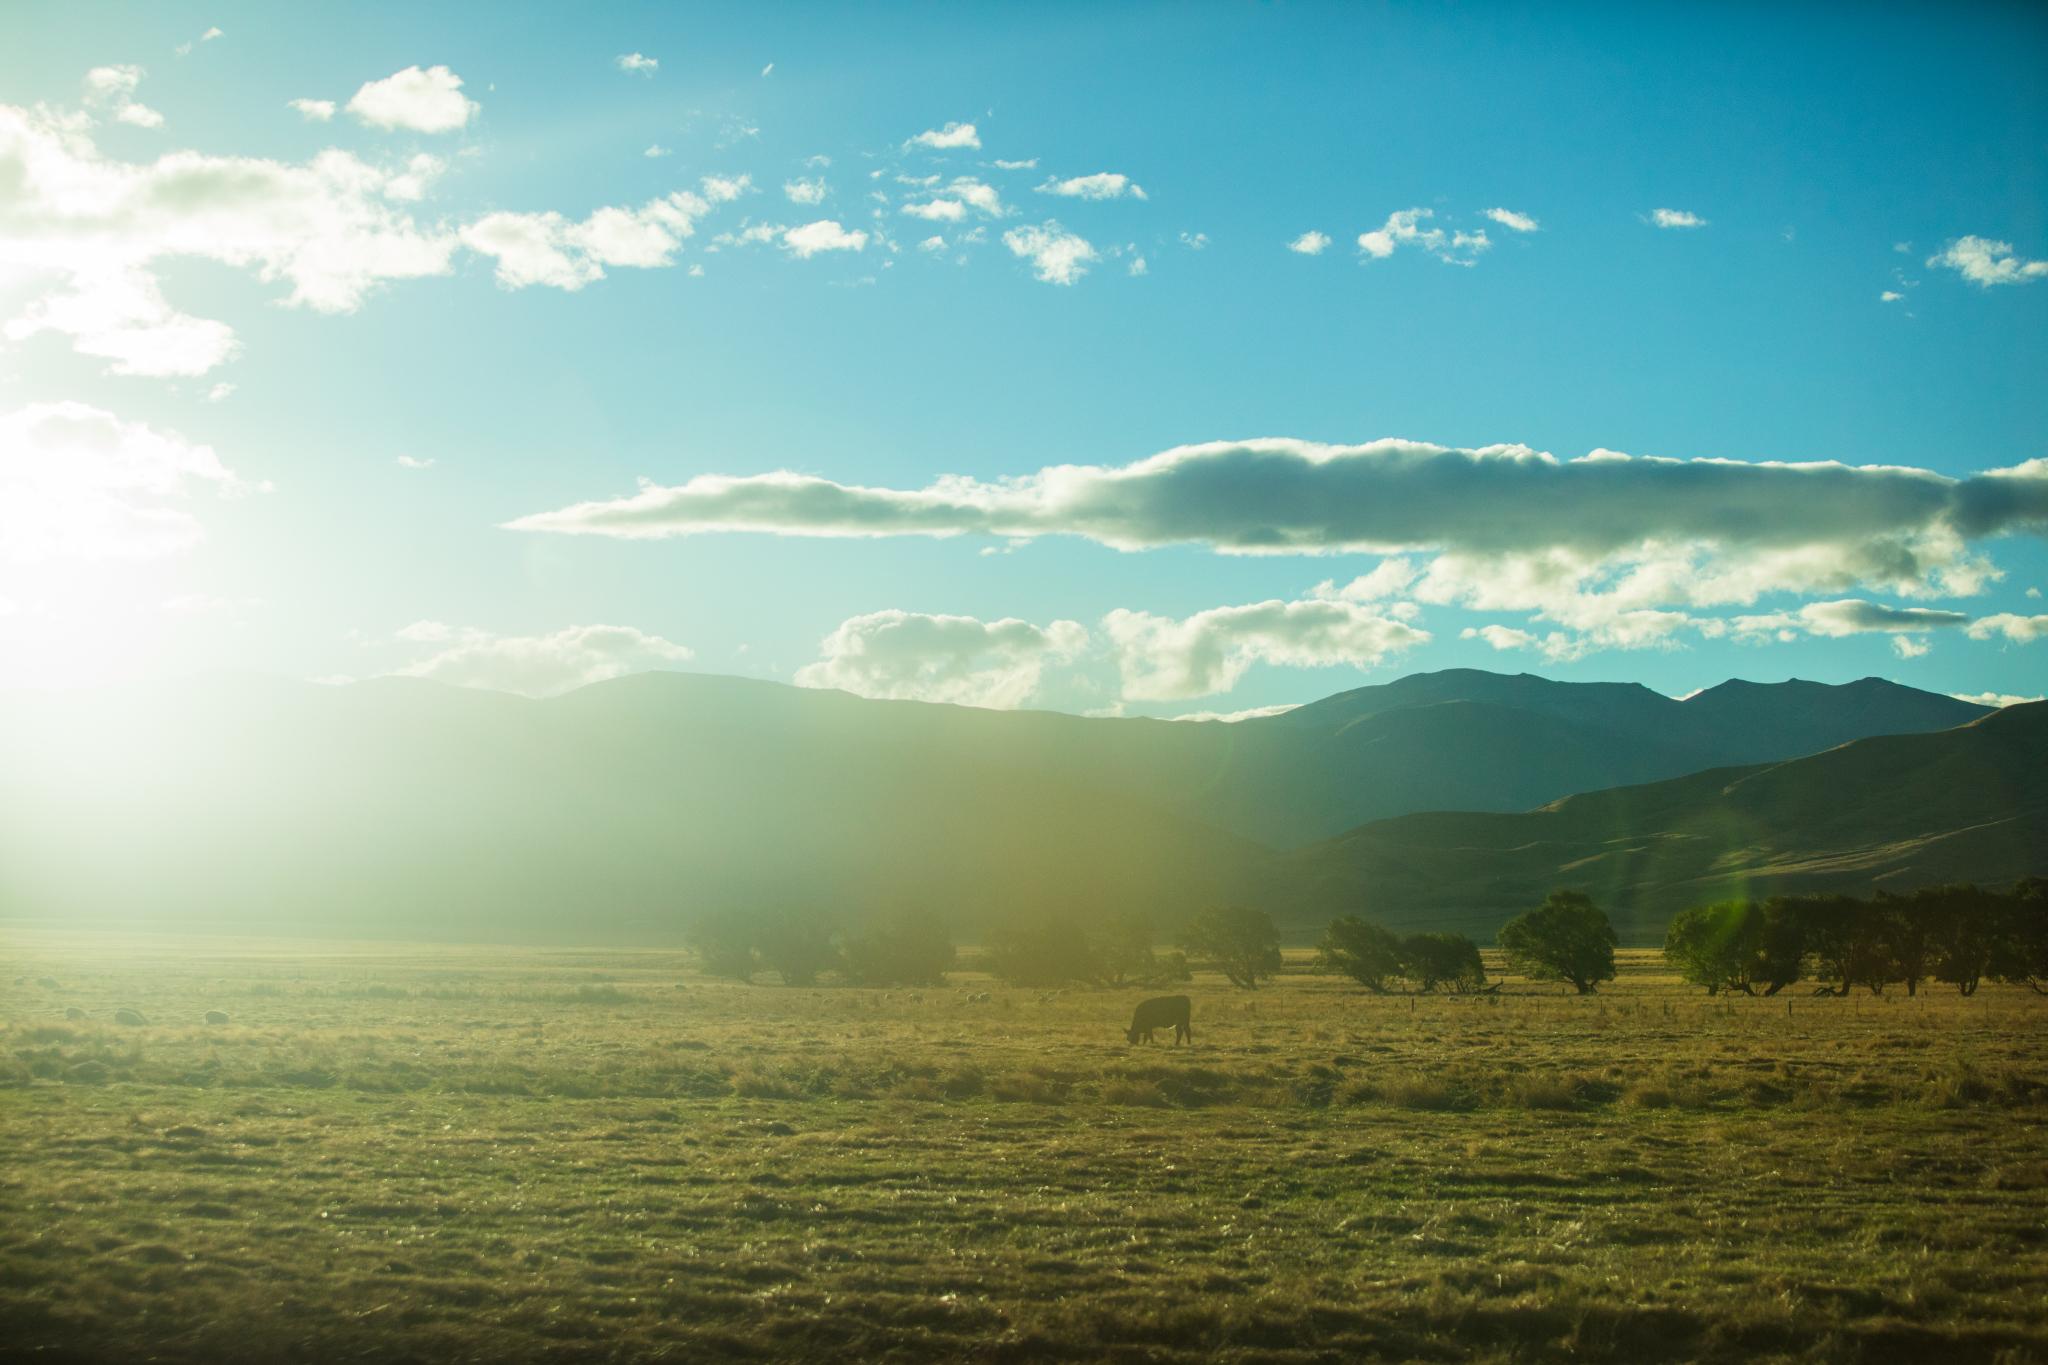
left=2, top=0, right=2045, bottom=717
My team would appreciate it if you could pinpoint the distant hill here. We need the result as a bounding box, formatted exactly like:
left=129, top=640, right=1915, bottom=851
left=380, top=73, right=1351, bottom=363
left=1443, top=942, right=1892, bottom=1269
left=0, top=668, right=2020, bottom=944
left=1273, top=701, right=2048, bottom=944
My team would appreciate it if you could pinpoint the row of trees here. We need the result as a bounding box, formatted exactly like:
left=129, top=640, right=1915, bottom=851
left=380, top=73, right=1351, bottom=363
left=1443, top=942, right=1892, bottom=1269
left=687, top=906, right=957, bottom=988
left=1317, top=890, right=1621, bottom=995
left=1663, top=880, right=2048, bottom=997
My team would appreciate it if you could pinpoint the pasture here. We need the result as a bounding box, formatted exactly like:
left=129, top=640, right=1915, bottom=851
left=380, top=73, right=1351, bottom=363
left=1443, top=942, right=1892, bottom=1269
left=3, top=932, right=2045, bottom=1364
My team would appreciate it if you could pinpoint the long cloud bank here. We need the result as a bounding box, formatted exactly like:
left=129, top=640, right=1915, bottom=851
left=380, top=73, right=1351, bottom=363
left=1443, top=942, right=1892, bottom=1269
left=507, top=439, right=2048, bottom=557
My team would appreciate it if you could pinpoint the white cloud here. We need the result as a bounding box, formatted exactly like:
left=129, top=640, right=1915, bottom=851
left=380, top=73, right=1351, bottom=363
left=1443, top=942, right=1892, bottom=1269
left=84, top=65, right=164, bottom=130
left=700, top=175, right=751, bottom=203
left=1180, top=232, right=1208, bottom=249
left=782, top=220, right=867, bottom=258
left=794, top=609, right=1085, bottom=709
left=1287, top=231, right=1330, bottom=255
left=1881, top=291, right=1904, bottom=302
left=917, top=235, right=946, bottom=252
left=1169, top=703, right=1303, bottom=722
left=1003, top=221, right=1096, bottom=284
left=461, top=190, right=720, bottom=289
left=1036, top=173, right=1145, bottom=200
left=1952, top=691, right=2045, bottom=707
left=1484, top=208, right=1539, bottom=233
left=390, top=622, right=691, bottom=697
left=347, top=66, right=477, bottom=134
left=1358, top=209, right=1490, bottom=266
left=0, top=401, right=262, bottom=562
left=0, top=97, right=468, bottom=372
left=174, top=27, right=223, bottom=57
left=644, top=144, right=670, bottom=158
left=506, top=439, right=2048, bottom=664
left=993, top=158, right=1037, bottom=170
left=901, top=199, right=966, bottom=222
left=1893, top=636, right=1931, bottom=658
left=1651, top=208, right=1707, bottom=229
left=1729, top=600, right=1970, bottom=646
left=1928, top=236, right=2048, bottom=287
left=288, top=98, right=336, bottom=121
left=1129, top=256, right=1146, bottom=276
left=803, top=155, right=831, bottom=168
left=784, top=178, right=827, bottom=205
left=617, top=53, right=658, bottom=75
left=900, top=176, right=1007, bottom=222
left=204, top=382, right=234, bottom=402
left=396, top=454, right=433, bottom=468
left=1966, top=613, right=2048, bottom=643
left=910, top=122, right=980, bottom=150
left=1461, top=624, right=1540, bottom=651
left=1105, top=598, right=1429, bottom=701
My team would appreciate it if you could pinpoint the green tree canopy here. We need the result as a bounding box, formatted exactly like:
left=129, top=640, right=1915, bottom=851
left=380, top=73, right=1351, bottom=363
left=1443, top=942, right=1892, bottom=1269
left=1315, top=915, right=1403, bottom=993
left=1402, top=932, right=1487, bottom=993
left=1094, top=911, right=1162, bottom=989
left=1663, top=899, right=1772, bottom=995
left=1497, top=890, right=1617, bottom=995
left=1176, top=905, right=1282, bottom=990
left=686, top=908, right=760, bottom=983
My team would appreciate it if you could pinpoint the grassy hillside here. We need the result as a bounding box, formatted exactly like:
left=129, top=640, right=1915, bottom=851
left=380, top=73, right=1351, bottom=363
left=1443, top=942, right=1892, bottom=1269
left=1278, top=701, right=2048, bottom=943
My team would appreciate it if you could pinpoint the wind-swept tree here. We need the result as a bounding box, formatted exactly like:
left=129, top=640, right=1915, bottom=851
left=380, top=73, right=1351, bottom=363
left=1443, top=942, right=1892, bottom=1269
left=1402, top=932, right=1488, bottom=993
left=1315, top=916, right=1403, bottom=993
left=1497, top=890, right=1617, bottom=995
left=686, top=909, right=761, bottom=983
left=1176, top=905, right=1283, bottom=990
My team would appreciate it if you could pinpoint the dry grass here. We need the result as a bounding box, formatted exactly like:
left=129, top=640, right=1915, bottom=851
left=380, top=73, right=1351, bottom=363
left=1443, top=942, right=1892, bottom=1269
left=2, top=935, right=2045, bottom=1364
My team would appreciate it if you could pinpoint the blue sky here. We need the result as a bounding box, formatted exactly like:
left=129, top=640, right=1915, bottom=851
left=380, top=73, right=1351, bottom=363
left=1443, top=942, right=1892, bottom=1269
left=2, top=1, right=2044, bottom=714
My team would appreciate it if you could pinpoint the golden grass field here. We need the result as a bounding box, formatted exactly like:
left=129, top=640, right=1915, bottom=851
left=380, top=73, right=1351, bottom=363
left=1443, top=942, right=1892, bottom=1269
left=3, top=932, right=2046, bottom=1364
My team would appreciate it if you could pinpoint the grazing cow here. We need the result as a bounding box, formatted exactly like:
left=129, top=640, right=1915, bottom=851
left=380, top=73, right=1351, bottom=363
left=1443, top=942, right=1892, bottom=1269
left=1125, top=995, right=1192, bottom=1047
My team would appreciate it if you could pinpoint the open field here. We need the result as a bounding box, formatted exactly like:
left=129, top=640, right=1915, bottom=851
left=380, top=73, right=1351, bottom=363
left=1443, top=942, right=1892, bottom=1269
left=4, top=933, right=2046, bottom=1364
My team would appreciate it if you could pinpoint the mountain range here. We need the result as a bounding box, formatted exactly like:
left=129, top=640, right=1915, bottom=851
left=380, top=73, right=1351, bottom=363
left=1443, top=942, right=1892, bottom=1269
left=0, top=667, right=2033, bottom=946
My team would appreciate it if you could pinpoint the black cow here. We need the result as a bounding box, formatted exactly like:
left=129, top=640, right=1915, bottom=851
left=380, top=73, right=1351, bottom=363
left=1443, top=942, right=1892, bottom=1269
left=1124, top=995, right=1192, bottom=1046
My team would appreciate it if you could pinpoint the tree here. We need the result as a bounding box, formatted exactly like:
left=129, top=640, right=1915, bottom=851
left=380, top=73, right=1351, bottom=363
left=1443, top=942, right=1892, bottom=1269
left=1094, top=912, right=1162, bottom=988
left=1664, top=899, right=1771, bottom=994
left=1755, top=898, right=1810, bottom=995
left=1176, top=905, right=1282, bottom=990
left=1402, top=932, right=1487, bottom=993
left=1497, top=890, right=1617, bottom=995
left=1991, top=878, right=2048, bottom=994
left=1922, top=884, right=1997, bottom=996
left=754, top=906, right=840, bottom=987
left=1315, top=916, right=1403, bottom=993
left=686, top=909, right=760, bottom=983
left=985, top=915, right=1097, bottom=988
left=1795, top=893, right=1890, bottom=996
left=841, top=907, right=957, bottom=987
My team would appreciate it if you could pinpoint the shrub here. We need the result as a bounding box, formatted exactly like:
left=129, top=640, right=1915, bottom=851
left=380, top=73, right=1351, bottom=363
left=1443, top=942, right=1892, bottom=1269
left=730, top=1068, right=801, bottom=1100
left=841, top=908, right=957, bottom=988
left=1403, top=932, right=1487, bottom=993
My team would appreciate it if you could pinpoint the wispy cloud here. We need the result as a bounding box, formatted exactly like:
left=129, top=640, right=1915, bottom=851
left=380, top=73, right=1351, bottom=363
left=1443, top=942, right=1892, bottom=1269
left=993, top=158, right=1037, bottom=170
left=1358, top=209, right=1489, bottom=265
left=1286, top=231, right=1330, bottom=255
left=1966, top=613, right=2048, bottom=643
left=616, top=53, right=658, bottom=75
left=389, top=622, right=691, bottom=697
left=1484, top=207, right=1539, bottom=232
left=1650, top=208, right=1707, bottom=229
left=84, top=66, right=164, bottom=129
left=1035, top=172, right=1145, bottom=200
left=784, top=178, right=827, bottom=205
left=1928, top=236, right=2048, bottom=287
left=287, top=97, right=335, bottom=121
left=173, top=27, right=222, bottom=57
